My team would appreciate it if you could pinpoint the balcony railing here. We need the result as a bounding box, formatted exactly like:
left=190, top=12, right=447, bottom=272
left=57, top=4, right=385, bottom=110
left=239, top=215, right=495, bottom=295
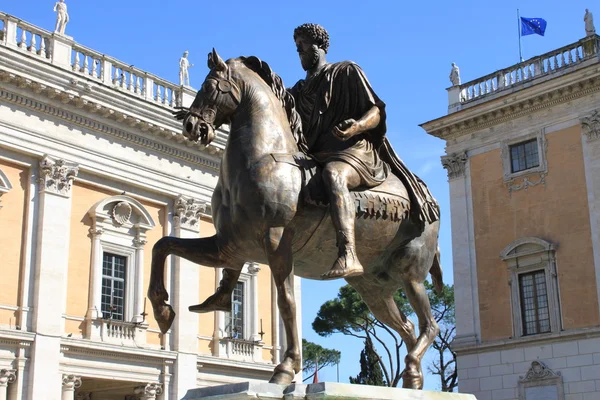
left=450, top=34, right=600, bottom=110
left=0, top=11, right=190, bottom=110
left=99, top=319, right=148, bottom=346
left=220, top=338, right=264, bottom=363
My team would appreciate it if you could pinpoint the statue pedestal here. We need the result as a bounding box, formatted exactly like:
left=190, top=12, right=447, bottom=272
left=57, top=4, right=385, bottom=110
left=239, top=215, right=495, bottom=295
left=182, top=382, right=478, bottom=399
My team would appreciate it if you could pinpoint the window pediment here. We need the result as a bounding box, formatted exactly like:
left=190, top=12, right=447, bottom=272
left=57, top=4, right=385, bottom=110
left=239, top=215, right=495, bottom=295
left=500, top=237, right=555, bottom=260
left=88, top=195, right=155, bottom=233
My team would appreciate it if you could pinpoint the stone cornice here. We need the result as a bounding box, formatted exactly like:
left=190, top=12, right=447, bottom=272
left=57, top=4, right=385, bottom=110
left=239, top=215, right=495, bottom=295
left=453, top=325, right=600, bottom=355
left=0, top=70, right=223, bottom=170
left=60, top=337, right=177, bottom=363
left=422, top=68, right=600, bottom=141
left=197, top=354, right=275, bottom=372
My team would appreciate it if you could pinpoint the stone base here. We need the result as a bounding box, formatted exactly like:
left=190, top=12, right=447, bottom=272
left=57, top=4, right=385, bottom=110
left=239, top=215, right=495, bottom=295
left=182, top=382, right=478, bottom=399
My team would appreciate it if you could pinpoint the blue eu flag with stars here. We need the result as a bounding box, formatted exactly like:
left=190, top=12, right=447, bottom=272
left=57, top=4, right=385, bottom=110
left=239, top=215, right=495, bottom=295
left=520, top=17, right=547, bottom=36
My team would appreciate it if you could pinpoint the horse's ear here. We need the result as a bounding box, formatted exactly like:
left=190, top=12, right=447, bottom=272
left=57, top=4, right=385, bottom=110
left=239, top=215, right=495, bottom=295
left=207, top=48, right=227, bottom=72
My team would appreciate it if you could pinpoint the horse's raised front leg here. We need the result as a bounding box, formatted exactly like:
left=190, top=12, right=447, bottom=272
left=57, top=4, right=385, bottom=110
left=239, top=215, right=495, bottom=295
left=265, top=227, right=301, bottom=385
left=148, top=235, right=228, bottom=334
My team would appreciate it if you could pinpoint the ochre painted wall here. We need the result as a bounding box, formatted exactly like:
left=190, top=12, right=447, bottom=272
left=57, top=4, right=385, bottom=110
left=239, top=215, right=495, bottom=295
left=66, top=183, right=115, bottom=335
left=140, top=197, right=166, bottom=346
left=198, top=219, right=217, bottom=349
left=471, top=125, right=599, bottom=342
left=0, top=160, right=28, bottom=327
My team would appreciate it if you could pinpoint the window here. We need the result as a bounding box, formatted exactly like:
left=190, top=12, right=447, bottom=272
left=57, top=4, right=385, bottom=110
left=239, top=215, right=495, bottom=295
left=225, top=282, right=245, bottom=339
left=501, top=131, right=548, bottom=183
left=101, top=253, right=127, bottom=321
left=510, top=139, right=539, bottom=173
left=501, top=237, right=561, bottom=338
left=519, top=271, right=550, bottom=335
left=86, top=195, right=155, bottom=344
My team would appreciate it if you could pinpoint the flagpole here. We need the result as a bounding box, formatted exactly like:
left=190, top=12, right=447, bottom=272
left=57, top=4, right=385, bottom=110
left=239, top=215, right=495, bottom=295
left=517, top=9, right=524, bottom=62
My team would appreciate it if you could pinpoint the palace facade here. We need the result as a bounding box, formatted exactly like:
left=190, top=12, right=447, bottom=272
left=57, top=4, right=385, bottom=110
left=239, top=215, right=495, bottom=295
left=0, top=11, right=300, bottom=400
left=422, top=31, right=600, bottom=399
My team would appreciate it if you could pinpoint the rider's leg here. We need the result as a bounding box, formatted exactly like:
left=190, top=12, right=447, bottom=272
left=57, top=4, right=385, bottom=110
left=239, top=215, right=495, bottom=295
left=189, top=268, right=240, bottom=313
left=321, top=162, right=364, bottom=280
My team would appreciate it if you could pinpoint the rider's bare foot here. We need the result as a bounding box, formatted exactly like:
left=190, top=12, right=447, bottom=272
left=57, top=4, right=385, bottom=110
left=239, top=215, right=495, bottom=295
left=189, top=290, right=232, bottom=313
left=321, top=247, right=364, bottom=280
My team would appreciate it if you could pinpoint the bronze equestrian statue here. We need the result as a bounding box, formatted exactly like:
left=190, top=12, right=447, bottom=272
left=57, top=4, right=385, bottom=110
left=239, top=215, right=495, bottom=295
left=148, top=23, right=442, bottom=390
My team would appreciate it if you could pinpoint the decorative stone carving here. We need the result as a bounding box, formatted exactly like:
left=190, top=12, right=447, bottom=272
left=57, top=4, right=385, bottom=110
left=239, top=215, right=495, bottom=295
left=134, top=383, right=163, bottom=399
left=581, top=110, right=600, bottom=141
left=441, top=152, right=468, bottom=180
left=521, top=361, right=560, bottom=381
left=518, top=361, right=564, bottom=400
left=133, top=237, right=148, bottom=248
left=174, top=195, right=209, bottom=230
left=111, top=201, right=132, bottom=225
left=88, top=227, right=104, bottom=237
left=506, top=173, right=547, bottom=195
left=0, top=369, right=16, bottom=386
left=247, top=263, right=261, bottom=275
left=39, top=155, right=79, bottom=196
left=62, top=374, right=82, bottom=390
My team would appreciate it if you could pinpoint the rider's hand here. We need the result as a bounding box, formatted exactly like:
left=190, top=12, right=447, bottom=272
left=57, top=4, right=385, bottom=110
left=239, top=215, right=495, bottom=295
left=332, top=119, right=359, bottom=141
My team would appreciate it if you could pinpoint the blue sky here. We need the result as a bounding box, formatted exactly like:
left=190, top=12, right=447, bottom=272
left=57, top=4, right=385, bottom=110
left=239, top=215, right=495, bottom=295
left=2, top=0, right=595, bottom=390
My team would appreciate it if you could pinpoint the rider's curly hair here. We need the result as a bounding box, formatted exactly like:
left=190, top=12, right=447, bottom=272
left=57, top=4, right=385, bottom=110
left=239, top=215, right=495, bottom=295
left=293, top=23, right=330, bottom=54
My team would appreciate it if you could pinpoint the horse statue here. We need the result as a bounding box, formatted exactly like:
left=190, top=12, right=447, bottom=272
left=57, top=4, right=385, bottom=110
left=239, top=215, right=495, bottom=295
left=148, top=49, right=443, bottom=390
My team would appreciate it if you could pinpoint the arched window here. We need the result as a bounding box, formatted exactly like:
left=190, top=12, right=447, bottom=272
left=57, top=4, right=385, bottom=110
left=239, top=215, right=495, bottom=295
left=85, top=195, right=155, bottom=344
left=501, top=237, right=561, bottom=337
left=0, top=168, right=12, bottom=209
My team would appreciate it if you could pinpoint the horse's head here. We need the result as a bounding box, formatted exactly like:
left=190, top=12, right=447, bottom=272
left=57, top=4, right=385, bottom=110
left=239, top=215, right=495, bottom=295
left=176, top=49, right=241, bottom=145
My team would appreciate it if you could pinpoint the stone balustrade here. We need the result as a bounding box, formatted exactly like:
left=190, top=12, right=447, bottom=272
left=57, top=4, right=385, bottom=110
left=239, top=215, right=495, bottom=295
left=98, top=318, right=148, bottom=346
left=0, top=13, right=52, bottom=60
left=220, top=338, right=264, bottom=363
left=449, top=34, right=600, bottom=112
left=1, top=11, right=188, bottom=110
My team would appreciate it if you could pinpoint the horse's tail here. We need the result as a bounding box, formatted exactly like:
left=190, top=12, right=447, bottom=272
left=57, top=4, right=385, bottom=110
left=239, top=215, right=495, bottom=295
left=430, top=247, right=444, bottom=295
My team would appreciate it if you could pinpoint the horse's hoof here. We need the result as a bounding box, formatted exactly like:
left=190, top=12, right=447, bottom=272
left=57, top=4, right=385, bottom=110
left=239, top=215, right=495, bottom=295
left=188, top=294, right=232, bottom=313
left=154, top=304, right=176, bottom=334
left=268, top=368, right=295, bottom=385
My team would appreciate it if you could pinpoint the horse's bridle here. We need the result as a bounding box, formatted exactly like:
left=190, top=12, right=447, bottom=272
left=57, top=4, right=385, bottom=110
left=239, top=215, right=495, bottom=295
left=185, top=69, right=241, bottom=128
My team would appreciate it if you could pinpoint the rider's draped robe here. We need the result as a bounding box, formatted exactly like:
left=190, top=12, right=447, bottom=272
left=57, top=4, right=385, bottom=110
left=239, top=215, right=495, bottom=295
left=288, top=61, right=440, bottom=229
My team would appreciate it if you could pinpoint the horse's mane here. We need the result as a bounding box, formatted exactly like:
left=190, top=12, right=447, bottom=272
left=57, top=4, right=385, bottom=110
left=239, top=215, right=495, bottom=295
left=238, top=56, right=308, bottom=154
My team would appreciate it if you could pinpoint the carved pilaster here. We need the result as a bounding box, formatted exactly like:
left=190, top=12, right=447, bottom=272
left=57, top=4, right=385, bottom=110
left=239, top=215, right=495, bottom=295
left=0, top=369, right=16, bottom=386
left=133, top=237, right=148, bottom=248
left=62, top=375, right=81, bottom=390
left=39, top=155, right=79, bottom=196
left=174, top=195, right=209, bottom=230
left=88, top=227, right=103, bottom=238
left=582, top=110, right=600, bottom=142
left=247, top=262, right=261, bottom=275
left=441, top=152, right=468, bottom=180
left=134, top=383, right=163, bottom=400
